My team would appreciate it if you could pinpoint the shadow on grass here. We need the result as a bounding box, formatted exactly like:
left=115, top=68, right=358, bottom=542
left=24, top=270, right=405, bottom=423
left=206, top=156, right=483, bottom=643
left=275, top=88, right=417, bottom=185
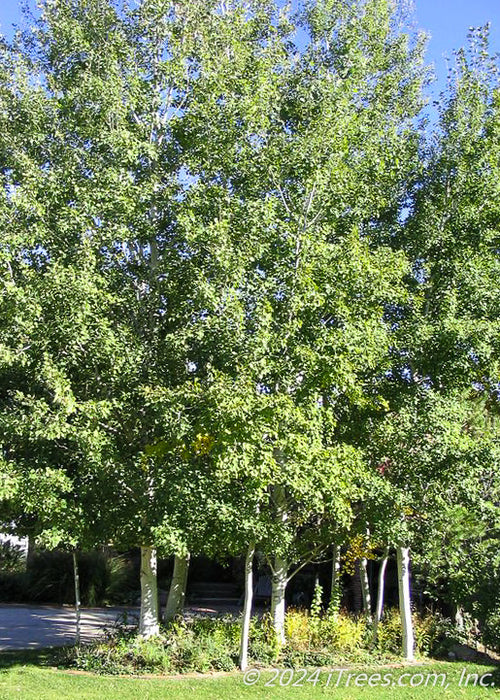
left=480, top=663, right=500, bottom=689
left=0, top=646, right=73, bottom=671
left=448, top=661, right=500, bottom=691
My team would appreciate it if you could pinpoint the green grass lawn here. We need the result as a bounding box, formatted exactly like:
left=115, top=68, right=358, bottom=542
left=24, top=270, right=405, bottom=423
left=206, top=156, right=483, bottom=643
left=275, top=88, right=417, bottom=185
left=0, top=650, right=498, bottom=700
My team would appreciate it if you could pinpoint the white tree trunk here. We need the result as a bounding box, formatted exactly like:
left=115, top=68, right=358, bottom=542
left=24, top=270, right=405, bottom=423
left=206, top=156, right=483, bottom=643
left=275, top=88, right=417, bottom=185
left=270, top=476, right=288, bottom=645
left=373, top=547, right=389, bottom=644
left=397, top=545, right=414, bottom=661
left=454, top=605, right=464, bottom=631
left=239, top=541, right=255, bottom=670
left=164, top=551, right=190, bottom=622
left=72, top=551, right=81, bottom=645
left=271, top=554, right=288, bottom=645
left=359, top=556, right=373, bottom=625
left=139, top=545, right=160, bottom=637
left=375, top=548, right=389, bottom=622
left=329, top=543, right=341, bottom=614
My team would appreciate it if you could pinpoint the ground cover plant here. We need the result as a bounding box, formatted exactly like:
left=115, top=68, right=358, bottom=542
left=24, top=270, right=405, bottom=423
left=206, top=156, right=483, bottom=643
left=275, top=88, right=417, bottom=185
left=64, top=608, right=469, bottom=676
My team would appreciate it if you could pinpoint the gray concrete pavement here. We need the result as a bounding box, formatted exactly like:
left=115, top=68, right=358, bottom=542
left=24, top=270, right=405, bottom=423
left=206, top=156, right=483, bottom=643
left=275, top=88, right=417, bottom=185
left=0, top=603, right=246, bottom=651
left=0, top=604, right=139, bottom=650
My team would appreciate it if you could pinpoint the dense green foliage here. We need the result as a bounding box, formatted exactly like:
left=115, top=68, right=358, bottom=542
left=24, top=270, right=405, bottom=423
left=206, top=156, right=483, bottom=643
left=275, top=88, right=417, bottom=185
left=0, top=0, right=499, bottom=661
left=67, top=608, right=455, bottom=675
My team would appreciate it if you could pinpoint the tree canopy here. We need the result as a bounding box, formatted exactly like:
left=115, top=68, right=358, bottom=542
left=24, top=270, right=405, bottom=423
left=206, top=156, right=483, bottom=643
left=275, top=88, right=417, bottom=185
left=0, top=0, right=499, bottom=652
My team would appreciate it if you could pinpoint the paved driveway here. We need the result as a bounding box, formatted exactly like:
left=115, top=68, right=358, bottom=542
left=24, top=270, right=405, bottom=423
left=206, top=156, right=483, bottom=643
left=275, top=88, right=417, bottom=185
left=0, top=604, right=139, bottom=650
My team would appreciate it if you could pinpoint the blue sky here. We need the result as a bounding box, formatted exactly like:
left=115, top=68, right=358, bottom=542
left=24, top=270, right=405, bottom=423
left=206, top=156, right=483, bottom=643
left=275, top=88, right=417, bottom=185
left=415, top=0, right=499, bottom=83
left=0, top=0, right=498, bottom=91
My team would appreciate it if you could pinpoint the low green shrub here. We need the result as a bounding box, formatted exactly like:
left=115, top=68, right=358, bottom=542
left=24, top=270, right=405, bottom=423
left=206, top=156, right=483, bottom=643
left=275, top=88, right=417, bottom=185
left=321, top=610, right=368, bottom=651
left=67, top=607, right=474, bottom=676
left=284, top=607, right=368, bottom=654
left=482, top=607, right=500, bottom=652
left=375, top=608, right=402, bottom=654
left=375, top=608, right=471, bottom=657
left=165, top=617, right=239, bottom=672
left=68, top=615, right=242, bottom=674
left=68, top=610, right=397, bottom=675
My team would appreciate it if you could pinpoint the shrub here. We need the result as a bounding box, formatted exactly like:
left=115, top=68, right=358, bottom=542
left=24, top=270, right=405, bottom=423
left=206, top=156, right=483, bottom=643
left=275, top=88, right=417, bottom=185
left=321, top=610, right=368, bottom=652
left=0, top=540, right=26, bottom=573
left=482, top=607, right=500, bottom=652
left=69, top=615, right=243, bottom=675
left=375, top=608, right=402, bottom=654
left=26, top=550, right=112, bottom=605
left=375, top=608, right=466, bottom=657
left=26, top=550, right=75, bottom=604
left=0, top=571, right=30, bottom=602
left=3, top=549, right=138, bottom=606
left=69, top=609, right=388, bottom=675
left=103, top=555, right=138, bottom=605
left=248, top=614, right=279, bottom=663
left=165, top=616, right=240, bottom=672
left=68, top=608, right=472, bottom=676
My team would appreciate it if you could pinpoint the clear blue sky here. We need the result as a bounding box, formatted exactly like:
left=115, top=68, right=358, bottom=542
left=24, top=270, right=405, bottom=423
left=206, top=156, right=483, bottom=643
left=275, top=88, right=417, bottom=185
left=0, top=0, right=498, bottom=91
left=415, top=0, right=499, bottom=84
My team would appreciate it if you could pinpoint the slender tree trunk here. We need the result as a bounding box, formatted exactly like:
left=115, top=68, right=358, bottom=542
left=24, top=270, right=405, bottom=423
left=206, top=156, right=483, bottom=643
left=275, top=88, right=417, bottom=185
left=164, top=552, right=190, bottom=622
left=396, top=545, right=414, bottom=661
left=454, top=605, right=464, bottom=631
left=373, top=547, right=389, bottom=644
left=359, top=556, right=373, bottom=625
left=139, top=545, right=160, bottom=637
left=270, top=478, right=288, bottom=645
left=329, top=543, right=341, bottom=615
left=271, top=554, right=288, bottom=645
left=26, top=535, right=35, bottom=570
left=239, top=541, right=255, bottom=670
left=72, top=550, right=81, bottom=645
left=352, top=560, right=363, bottom=613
